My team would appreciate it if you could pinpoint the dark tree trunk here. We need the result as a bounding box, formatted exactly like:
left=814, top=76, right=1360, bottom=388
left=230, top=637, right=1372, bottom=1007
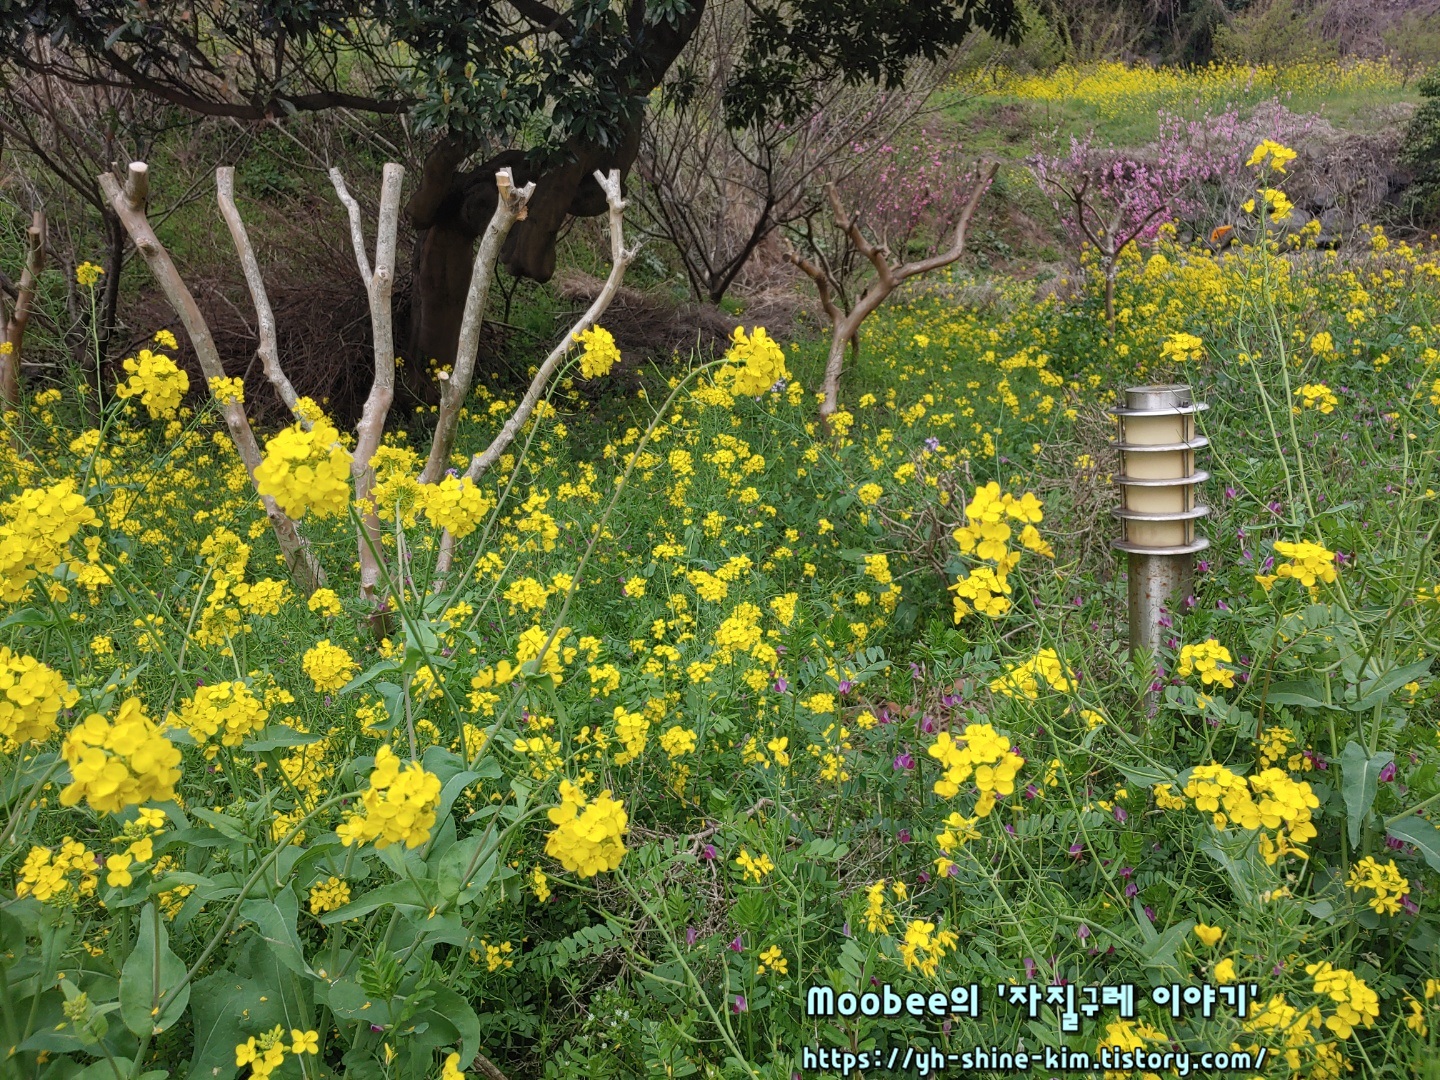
left=404, top=0, right=704, bottom=370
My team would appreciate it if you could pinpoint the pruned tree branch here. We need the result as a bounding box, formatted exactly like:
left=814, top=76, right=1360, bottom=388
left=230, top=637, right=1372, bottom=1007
left=331, top=162, right=404, bottom=603
left=0, top=211, right=44, bottom=407
left=99, top=160, right=324, bottom=592
left=431, top=168, right=636, bottom=578
left=419, top=167, right=536, bottom=485
left=215, top=166, right=303, bottom=421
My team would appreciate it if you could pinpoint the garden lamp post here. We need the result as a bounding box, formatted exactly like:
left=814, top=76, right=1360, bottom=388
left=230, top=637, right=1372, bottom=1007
left=1110, top=384, right=1209, bottom=658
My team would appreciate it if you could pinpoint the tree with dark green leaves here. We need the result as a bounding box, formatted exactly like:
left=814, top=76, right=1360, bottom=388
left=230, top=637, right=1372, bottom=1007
left=0, top=0, right=1022, bottom=367
left=1402, top=70, right=1440, bottom=221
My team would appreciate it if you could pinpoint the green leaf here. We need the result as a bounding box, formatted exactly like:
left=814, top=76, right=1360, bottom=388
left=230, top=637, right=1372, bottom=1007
left=1387, top=815, right=1440, bottom=873
left=118, top=903, right=190, bottom=1036
left=1264, top=680, right=1328, bottom=708
left=238, top=887, right=313, bottom=976
left=435, top=834, right=497, bottom=906
left=317, top=880, right=428, bottom=925
left=1339, top=741, right=1393, bottom=847
left=243, top=727, right=324, bottom=751
left=0, top=607, right=52, bottom=631
left=189, top=969, right=286, bottom=1080
left=1115, top=761, right=1177, bottom=789
left=427, top=987, right=483, bottom=1065
left=1347, top=657, right=1433, bottom=712
left=1140, top=919, right=1195, bottom=976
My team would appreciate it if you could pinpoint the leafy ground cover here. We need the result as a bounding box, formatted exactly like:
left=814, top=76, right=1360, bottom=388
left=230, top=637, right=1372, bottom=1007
left=1, top=126, right=1439, bottom=1080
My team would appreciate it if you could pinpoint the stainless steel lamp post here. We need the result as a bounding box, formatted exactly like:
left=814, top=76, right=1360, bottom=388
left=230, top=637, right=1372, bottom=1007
left=1110, top=384, right=1209, bottom=658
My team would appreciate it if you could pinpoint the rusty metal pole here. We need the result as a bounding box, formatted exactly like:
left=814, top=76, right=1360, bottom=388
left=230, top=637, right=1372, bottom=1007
left=1110, top=384, right=1210, bottom=660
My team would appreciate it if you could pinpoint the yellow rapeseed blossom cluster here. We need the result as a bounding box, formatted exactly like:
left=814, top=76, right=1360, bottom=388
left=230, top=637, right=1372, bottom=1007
left=989, top=647, right=1073, bottom=698
left=0, top=479, right=99, bottom=604
left=59, top=698, right=183, bottom=813
left=1159, top=331, right=1205, bottom=363
left=171, top=679, right=268, bottom=752
left=208, top=376, right=245, bottom=406
left=573, top=325, right=620, bottom=379
left=1306, top=962, right=1379, bottom=1038
left=1183, top=763, right=1319, bottom=863
left=16, top=839, right=99, bottom=902
left=863, top=879, right=895, bottom=933
left=734, top=847, right=775, bottom=882
left=950, top=482, right=1049, bottom=621
left=1345, top=856, right=1410, bottom=916
left=544, top=780, right=629, bottom=877
left=1257, top=539, right=1338, bottom=592
left=422, top=474, right=494, bottom=539
left=336, top=744, right=442, bottom=849
left=1247, top=139, right=1298, bottom=173
left=0, top=648, right=78, bottom=746
left=254, top=417, right=353, bottom=519
left=1177, top=639, right=1235, bottom=688
left=1294, top=383, right=1338, bottom=414
left=302, top=639, right=359, bottom=692
left=236, top=1025, right=319, bottom=1079
left=716, top=326, right=789, bottom=397
left=115, top=348, right=190, bottom=419
left=309, top=876, right=352, bottom=915
left=927, top=722, right=1023, bottom=816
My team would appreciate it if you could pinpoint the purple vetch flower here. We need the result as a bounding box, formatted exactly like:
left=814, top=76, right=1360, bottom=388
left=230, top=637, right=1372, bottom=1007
left=1379, top=761, right=1397, bottom=783
left=370, top=1024, right=386, bottom=1033
left=843, top=921, right=852, bottom=937
left=1024, top=784, right=1039, bottom=800
left=1113, top=806, right=1128, bottom=824
left=925, top=437, right=941, bottom=451
left=1196, top=559, right=1210, bottom=573
left=1183, top=594, right=1197, bottom=610
left=700, top=844, right=717, bottom=861
left=773, top=677, right=789, bottom=693
left=1124, top=882, right=1138, bottom=898
left=1386, top=834, right=1406, bottom=851
left=1402, top=894, right=1420, bottom=916
left=917, top=871, right=931, bottom=884
left=1076, top=924, right=1091, bottom=942
left=894, top=752, right=916, bottom=771
left=732, top=995, right=748, bottom=1014
left=1004, top=823, right=1016, bottom=836
left=1335, top=551, right=1351, bottom=565
left=1216, top=599, right=1230, bottom=611
left=729, top=934, right=743, bottom=952
left=686, top=926, right=698, bottom=946
left=897, top=829, right=912, bottom=844
left=1023, top=957, right=1037, bottom=981
left=1225, top=486, right=1237, bottom=499
left=1268, top=501, right=1282, bottom=513
left=1143, top=905, right=1155, bottom=923
left=1069, top=842, right=1084, bottom=859
left=837, top=680, right=854, bottom=695
left=920, top=716, right=938, bottom=735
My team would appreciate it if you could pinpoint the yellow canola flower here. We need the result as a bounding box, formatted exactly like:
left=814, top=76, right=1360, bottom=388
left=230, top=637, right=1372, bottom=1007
left=303, top=639, right=359, bottom=693
left=422, top=474, right=494, bottom=539
left=254, top=417, right=353, bottom=520
left=116, top=349, right=190, bottom=419
left=0, top=648, right=79, bottom=745
left=573, top=325, right=621, bottom=379
left=927, top=722, right=1023, bottom=816
left=716, top=326, right=788, bottom=397
left=544, top=780, right=629, bottom=877
left=1246, top=139, right=1298, bottom=173
left=337, top=744, right=442, bottom=849
left=60, top=698, right=183, bottom=814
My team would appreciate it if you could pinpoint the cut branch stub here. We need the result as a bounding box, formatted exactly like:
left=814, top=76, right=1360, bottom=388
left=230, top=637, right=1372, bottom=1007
left=331, top=163, right=405, bottom=603
left=98, top=161, right=325, bottom=592
left=1, top=210, right=45, bottom=408
left=430, top=168, right=636, bottom=582
left=419, top=167, right=536, bottom=486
